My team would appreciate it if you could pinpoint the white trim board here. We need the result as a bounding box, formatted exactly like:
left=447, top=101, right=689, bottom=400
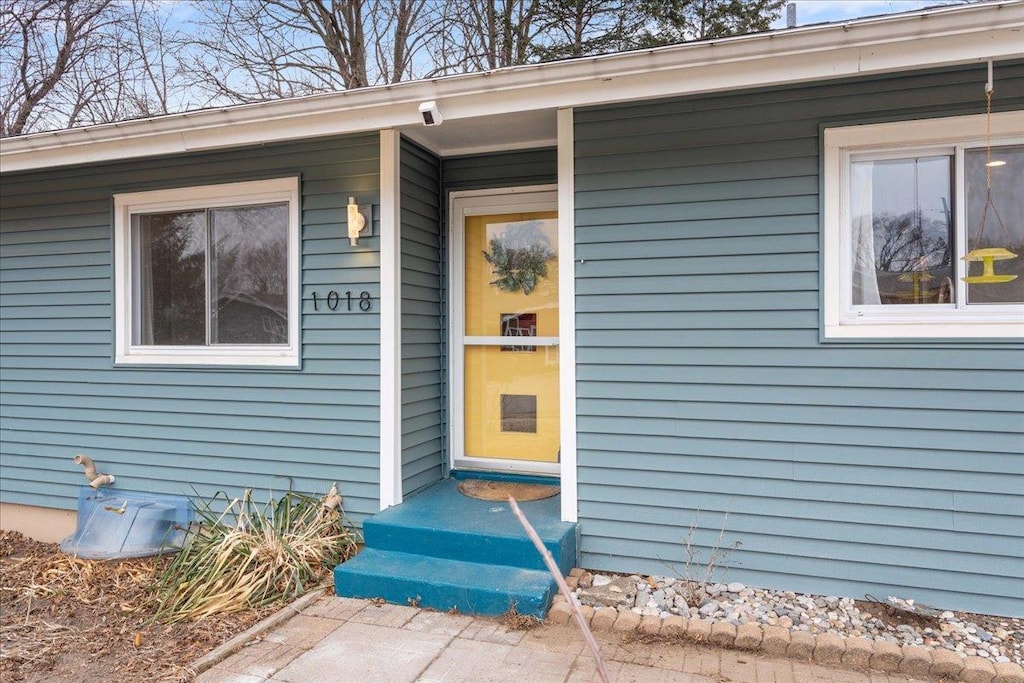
left=3, top=3, right=1021, bottom=171
left=557, top=108, right=578, bottom=524
left=379, top=130, right=402, bottom=509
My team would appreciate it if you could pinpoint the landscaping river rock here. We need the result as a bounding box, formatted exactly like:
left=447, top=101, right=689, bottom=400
left=571, top=572, right=1023, bottom=668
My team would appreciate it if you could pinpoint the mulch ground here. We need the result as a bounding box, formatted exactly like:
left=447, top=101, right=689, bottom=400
left=0, top=530, right=276, bottom=682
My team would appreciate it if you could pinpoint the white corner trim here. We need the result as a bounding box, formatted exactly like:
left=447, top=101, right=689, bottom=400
left=557, top=108, right=578, bottom=524
left=379, top=130, right=403, bottom=509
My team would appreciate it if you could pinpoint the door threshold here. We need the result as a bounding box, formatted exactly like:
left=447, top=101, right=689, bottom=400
left=451, top=469, right=560, bottom=486
left=452, top=457, right=559, bottom=478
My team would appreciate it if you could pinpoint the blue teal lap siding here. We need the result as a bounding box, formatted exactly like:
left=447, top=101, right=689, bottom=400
left=0, top=134, right=382, bottom=522
left=573, top=61, right=1024, bottom=615
left=400, top=137, right=444, bottom=496
left=415, top=146, right=557, bottom=479
left=441, top=148, right=557, bottom=193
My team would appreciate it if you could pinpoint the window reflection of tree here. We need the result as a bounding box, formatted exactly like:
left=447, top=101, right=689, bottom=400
left=212, top=204, right=288, bottom=344
left=140, top=211, right=205, bottom=345
left=139, top=204, right=289, bottom=346
left=872, top=209, right=952, bottom=304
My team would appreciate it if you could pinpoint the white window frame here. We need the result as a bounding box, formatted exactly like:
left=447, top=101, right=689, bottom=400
left=823, top=111, right=1024, bottom=339
left=113, top=177, right=301, bottom=366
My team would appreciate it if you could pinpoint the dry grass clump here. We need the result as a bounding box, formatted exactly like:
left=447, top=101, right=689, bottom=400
left=151, top=488, right=358, bottom=623
left=498, top=603, right=543, bottom=631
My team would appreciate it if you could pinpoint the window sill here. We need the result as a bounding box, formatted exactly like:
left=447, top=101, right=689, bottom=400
left=824, top=319, right=1024, bottom=340
left=115, top=346, right=300, bottom=368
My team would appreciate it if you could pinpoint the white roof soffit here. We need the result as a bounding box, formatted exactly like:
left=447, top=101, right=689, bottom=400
left=2, top=1, right=1022, bottom=172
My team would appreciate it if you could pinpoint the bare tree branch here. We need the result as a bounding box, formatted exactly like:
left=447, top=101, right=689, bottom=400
left=1, top=0, right=112, bottom=135
left=1, top=0, right=791, bottom=136
left=0, top=0, right=188, bottom=136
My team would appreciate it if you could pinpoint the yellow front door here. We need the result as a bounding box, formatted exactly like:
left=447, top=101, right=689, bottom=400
left=463, top=210, right=559, bottom=464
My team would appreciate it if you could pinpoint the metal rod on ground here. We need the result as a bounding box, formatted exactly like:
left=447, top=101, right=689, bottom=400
left=508, top=496, right=610, bottom=683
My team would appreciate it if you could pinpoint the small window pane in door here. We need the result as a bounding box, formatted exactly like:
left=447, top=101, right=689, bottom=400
left=501, top=394, right=537, bottom=433
left=501, top=312, right=536, bottom=351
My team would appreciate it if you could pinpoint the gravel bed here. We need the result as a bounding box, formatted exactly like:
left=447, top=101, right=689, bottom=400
left=572, top=572, right=1023, bottom=667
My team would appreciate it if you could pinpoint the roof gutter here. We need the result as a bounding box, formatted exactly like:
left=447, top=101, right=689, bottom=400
left=2, top=1, right=1022, bottom=173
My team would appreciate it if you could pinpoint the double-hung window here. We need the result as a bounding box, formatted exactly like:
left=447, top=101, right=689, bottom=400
left=114, top=178, right=300, bottom=366
left=823, top=111, right=1024, bottom=339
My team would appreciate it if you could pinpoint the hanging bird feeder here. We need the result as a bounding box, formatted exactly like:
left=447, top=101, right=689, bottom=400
left=962, top=247, right=1018, bottom=284
left=962, top=61, right=1018, bottom=285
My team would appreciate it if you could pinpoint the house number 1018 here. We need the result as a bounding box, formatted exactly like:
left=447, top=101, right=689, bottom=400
left=312, top=290, right=372, bottom=312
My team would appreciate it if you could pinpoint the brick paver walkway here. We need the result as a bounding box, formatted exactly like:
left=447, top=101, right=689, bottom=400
left=197, top=597, right=933, bottom=683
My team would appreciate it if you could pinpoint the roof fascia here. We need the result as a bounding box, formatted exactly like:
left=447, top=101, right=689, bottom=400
left=2, top=1, right=1022, bottom=172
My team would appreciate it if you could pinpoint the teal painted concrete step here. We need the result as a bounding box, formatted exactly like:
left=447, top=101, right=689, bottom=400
left=333, top=548, right=556, bottom=617
left=333, top=477, right=577, bottom=617
left=362, top=478, right=577, bottom=575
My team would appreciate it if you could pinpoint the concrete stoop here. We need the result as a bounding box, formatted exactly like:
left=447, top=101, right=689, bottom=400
left=546, top=596, right=1024, bottom=683
left=334, top=476, right=577, bottom=618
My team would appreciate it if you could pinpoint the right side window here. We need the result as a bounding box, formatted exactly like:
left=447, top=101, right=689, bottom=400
left=965, top=145, right=1024, bottom=304
left=824, top=113, right=1024, bottom=338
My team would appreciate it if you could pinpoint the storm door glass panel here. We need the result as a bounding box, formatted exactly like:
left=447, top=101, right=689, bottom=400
left=966, top=144, right=1024, bottom=304
left=850, top=155, right=954, bottom=305
left=463, top=211, right=560, bottom=463
left=134, top=211, right=206, bottom=345
left=210, top=203, right=289, bottom=344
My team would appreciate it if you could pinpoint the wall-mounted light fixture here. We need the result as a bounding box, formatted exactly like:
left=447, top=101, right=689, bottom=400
left=348, top=196, right=370, bottom=246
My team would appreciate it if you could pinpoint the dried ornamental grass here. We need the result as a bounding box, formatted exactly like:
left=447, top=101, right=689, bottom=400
left=152, top=487, right=358, bottom=623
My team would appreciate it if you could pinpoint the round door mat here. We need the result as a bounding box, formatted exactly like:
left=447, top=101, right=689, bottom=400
left=457, top=479, right=559, bottom=501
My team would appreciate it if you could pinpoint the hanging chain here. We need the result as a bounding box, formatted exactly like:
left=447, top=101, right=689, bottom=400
left=973, top=79, right=1011, bottom=247
left=985, top=87, right=993, bottom=194
left=975, top=87, right=994, bottom=247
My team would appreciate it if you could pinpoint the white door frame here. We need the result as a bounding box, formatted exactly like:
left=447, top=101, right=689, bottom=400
left=448, top=185, right=561, bottom=477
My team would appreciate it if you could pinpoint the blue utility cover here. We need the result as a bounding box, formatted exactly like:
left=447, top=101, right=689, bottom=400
left=60, top=486, right=192, bottom=559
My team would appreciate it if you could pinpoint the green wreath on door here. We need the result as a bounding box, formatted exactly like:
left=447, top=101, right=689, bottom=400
left=482, top=222, right=555, bottom=296
left=483, top=239, right=557, bottom=294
